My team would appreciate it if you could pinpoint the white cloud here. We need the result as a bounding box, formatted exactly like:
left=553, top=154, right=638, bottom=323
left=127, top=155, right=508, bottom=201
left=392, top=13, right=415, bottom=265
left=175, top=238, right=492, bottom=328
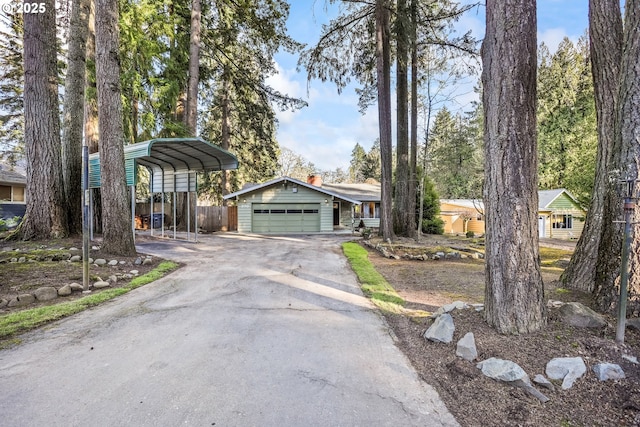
left=538, top=28, right=572, bottom=53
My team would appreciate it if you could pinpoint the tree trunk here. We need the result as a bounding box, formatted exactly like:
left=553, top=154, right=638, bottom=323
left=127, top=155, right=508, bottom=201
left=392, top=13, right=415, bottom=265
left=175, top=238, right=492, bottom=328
left=394, top=0, right=410, bottom=236
left=627, top=1, right=640, bottom=312
left=220, top=69, right=232, bottom=206
left=408, top=0, right=418, bottom=237
left=594, top=2, right=640, bottom=312
left=186, top=0, right=201, bottom=136
left=85, top=0, right=102, bottom=233
left=376, top=0, right=394, bottom=241
left=561, top=0, right=622, bottom=293
left=62, top=0, right=91, bottom=235
left=481, top=0, right=545, bottom=334
left=16, top=0, right=68, bottom=240
left=95, top=0, right=136, bottom=255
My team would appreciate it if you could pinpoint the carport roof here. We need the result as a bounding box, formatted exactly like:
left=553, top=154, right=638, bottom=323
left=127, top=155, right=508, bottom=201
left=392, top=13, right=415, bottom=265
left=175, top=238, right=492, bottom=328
left=223, top=176, right=362, bottom=205
left=89, top=137, right=239, bottom=188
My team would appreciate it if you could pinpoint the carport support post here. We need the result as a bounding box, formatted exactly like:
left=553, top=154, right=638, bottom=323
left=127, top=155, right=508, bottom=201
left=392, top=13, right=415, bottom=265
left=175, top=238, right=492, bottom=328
left=187, top=190, right=191, bottom=242
left=173, top=191, right=177, bottom=239
left=131, top=185, right=135, bottom=242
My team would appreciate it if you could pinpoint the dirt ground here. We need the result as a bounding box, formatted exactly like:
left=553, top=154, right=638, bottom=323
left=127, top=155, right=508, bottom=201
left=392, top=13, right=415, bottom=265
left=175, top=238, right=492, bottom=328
left=0, top=236, right=162, bottom=315
left=366, top=235, right=640, bottom=427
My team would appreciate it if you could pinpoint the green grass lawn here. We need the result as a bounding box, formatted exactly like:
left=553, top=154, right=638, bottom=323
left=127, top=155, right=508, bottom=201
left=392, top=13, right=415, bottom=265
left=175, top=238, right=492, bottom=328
left=0, top=261, right=179, bottom=346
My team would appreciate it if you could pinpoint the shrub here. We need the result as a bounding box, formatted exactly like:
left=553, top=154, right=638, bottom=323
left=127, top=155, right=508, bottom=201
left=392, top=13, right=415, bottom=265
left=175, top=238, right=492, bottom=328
left=422, top=218, right=444, bottom=234
left=466, top=230, right=475, bottom=238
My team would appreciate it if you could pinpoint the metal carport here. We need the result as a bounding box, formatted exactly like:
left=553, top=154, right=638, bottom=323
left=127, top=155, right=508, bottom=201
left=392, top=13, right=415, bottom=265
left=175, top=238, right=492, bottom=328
left=88, top=137, right=238, bottom=242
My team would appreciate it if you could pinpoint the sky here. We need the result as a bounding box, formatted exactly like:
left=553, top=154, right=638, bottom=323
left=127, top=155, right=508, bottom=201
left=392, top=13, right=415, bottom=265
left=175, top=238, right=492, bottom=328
left=265, top=0, right=592, bottom=173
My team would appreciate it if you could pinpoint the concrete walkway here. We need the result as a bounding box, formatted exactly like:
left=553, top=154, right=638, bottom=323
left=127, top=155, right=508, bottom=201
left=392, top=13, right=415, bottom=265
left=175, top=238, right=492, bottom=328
left=0, top=233, right=458, bottom=426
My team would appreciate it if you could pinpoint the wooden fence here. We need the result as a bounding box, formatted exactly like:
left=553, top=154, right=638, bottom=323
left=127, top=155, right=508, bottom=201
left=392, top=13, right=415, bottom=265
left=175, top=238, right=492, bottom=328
left=135, top=204, right=237, bottom=232
left=197, top=206, right=237, bottom=232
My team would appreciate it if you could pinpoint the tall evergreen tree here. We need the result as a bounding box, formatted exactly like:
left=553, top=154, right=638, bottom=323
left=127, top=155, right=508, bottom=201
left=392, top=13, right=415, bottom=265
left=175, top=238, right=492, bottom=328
left=593, top=0, right=640, bottom=312
left=95, top=0, right=136, bottom=255
left=482, top=0, right=545, bottom=334
left=562, top=0, right=622, bottom=295
left=15, top=0, right=69, bottom=240
left=0, top=14, right=24, bottom=166
left=62, top=0, right=91, bottom=235
left=537, top=37, right=597, bottom=207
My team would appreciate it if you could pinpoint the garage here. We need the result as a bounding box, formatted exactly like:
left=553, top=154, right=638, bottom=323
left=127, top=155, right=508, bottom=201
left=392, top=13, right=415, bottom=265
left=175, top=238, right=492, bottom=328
left=223, top=176, right=361, bottom=233
left=252, top=203, right=320, bottom=233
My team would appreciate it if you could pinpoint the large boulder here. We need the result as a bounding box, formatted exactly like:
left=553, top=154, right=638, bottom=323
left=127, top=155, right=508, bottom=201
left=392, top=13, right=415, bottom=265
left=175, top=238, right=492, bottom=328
left=424, top=313, right=455, bottom=343
left=8, top=294, right=36, bottom=307
left=546, top=357, right=586, bottom=389
left=557, top=302, right=607, bottom=328
left=34, top=287, right=58, bottom=301
left=477, top=357, right=528, bottom=382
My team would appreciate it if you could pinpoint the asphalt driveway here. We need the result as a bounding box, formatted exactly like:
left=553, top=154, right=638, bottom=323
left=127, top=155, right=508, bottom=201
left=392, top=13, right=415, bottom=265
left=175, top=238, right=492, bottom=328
left=0, top=233, right=458, bottom=426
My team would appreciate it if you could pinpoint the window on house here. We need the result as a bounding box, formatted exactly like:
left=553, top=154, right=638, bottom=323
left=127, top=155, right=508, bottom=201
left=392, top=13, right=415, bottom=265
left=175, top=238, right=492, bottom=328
left=552, top=214, right=573, bottom=229
left=12, top=186, right=24, bottom=202
left=0, top=185, right=11, bottom=201
left=360, top=202, right=380, bottom=219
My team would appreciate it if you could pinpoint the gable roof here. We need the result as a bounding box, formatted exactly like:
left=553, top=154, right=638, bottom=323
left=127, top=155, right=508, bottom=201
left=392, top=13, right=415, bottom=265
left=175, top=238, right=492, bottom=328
left=223, top=176, right=362, bottom=204
left=538, top=189, right=583, bottom=210
left=0, top=165, right=26, bottom=185
left=441, top=189, right=584, bottom=212
left=321, top=182, right=381, bottom=202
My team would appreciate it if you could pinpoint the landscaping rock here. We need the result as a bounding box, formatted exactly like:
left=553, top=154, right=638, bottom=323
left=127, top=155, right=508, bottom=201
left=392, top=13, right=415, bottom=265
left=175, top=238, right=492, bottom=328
left=10, top=257, right=17, bottom=263
left=69, top=283, right=84, bottom=291
left=0, top=298, right=8, bottom=308
left=557, top=302, right=607, bottom=328
left=130, top=270, right=139, bottom=276
left=134, top=257, right=142, bottom=265
left=623, top=354, right=639, bottom=364
left=34, top=287, right=58, bottom=301
left=57, top=284, right=72, bottom=296
left=546, top=357, right=586, bottom=389
left=456, top=332, right=478, bottom=361
left=108, top=260, right=119, bottom=266
left=91, top=246, right=100, bottom=251
left=69, top=247, right=79, bottom=251
left=93, top=281, right=110, bottom=289
left=533, top=374, right=555, bottom=391
left=8, top=294, right=36, bottom=307
left=70, top=255, right=82, bottom=262
left=108, top=275, right=118, bottom=283
left=18, top=257, right=26, bottom=263
left=477, top=358, right=529, bottom=382
left=94, top=259, right=107, bottom=266
left=592, top=363, right=625, bottom=381
left=424, top=313, right=455, bottom=343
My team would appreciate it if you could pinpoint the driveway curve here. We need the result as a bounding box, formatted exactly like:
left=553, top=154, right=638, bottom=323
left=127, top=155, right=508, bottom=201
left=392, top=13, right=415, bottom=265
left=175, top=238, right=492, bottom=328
left=0, top=233, right=457, bottom=426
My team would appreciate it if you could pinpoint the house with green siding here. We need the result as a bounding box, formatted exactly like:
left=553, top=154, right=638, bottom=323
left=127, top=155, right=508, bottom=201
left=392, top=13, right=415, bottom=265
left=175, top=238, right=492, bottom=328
left=439, top=188, right=586, bottom=239
left=537, top=189, right=586, bottom=239
left=223, top=176, right=365, bottom=233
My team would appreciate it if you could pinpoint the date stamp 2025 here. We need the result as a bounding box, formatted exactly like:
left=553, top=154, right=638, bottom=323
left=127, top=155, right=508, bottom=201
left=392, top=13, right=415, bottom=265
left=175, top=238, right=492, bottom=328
left=1, top=2, right=46, bottom=14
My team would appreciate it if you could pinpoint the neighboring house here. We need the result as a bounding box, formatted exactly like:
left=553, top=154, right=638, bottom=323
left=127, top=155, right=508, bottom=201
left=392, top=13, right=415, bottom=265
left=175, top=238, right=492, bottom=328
left=0, top=164, right=26, bottom=220
left=439, top=189, right=586, bottom=239
left=439, top=199, right=485, bottom=235
left=223, top=175, right=364, bottom=233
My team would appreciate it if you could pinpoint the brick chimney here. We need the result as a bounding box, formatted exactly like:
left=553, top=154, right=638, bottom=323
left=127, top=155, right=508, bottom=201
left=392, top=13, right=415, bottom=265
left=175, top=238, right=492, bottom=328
left=307, top=174, right=322, bottom=187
